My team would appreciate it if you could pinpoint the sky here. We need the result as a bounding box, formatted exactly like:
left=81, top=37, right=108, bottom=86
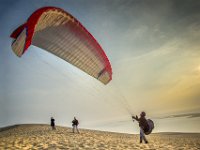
left=0, top=0, right=200, bottom=133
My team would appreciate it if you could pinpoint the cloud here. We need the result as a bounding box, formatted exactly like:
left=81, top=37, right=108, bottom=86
left=157, top=112, right=200, bottom=119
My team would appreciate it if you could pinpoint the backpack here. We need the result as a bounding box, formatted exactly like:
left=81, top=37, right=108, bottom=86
left=144, top=119, right=154, bottom=135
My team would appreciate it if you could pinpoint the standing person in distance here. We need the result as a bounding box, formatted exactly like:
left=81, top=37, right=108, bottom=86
left=50, top=117, right=56, bottom=130
left=72, top=117, right=79, bottom=133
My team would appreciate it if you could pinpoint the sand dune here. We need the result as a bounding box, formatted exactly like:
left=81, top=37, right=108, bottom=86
left=0, top=124, right=199, bottom=150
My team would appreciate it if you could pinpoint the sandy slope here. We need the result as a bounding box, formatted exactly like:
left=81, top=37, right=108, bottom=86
left=0, top=124, right=199, bottom=150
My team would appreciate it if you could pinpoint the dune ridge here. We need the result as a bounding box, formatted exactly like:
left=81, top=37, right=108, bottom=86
left=0, top=124, right=199, bottom=150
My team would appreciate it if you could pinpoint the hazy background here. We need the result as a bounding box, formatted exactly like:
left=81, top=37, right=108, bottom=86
left=0, top=0, right=200, bottom=133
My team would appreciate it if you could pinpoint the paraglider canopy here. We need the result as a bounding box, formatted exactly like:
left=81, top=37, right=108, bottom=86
left=10, top=6, right=112, bottom=85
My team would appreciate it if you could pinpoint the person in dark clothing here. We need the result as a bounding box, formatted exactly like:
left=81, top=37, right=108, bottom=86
left=50, top=117, right=56, bottom=130
left=72, top=117, right=79, bottom=133
left=132, top=112, right=148, bottom=144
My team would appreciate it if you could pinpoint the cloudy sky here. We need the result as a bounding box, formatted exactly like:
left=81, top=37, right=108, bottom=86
left=0, top=0, right=200, bottom=133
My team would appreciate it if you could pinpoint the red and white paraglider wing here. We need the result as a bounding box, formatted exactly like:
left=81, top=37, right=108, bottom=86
left=10, top=7, right=112, bottom=85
